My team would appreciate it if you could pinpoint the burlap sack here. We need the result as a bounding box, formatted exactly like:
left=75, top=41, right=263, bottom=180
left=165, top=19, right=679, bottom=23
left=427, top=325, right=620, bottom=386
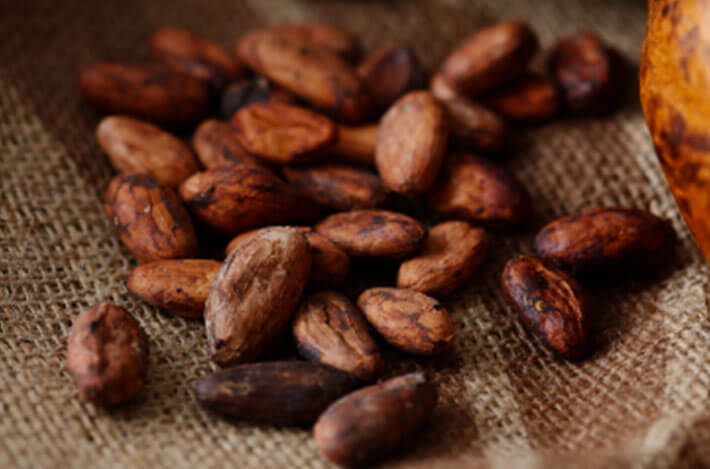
left=2, top=0, right=708, bottom=467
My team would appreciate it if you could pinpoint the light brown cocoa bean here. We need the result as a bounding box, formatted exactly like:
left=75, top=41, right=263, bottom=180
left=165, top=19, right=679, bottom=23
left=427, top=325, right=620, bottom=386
left=357, top=287, right=455, bottom=355
left=231, top=103, right=336, bottom=164
left=428, top=150, right=531, bottom=228
left=67, top=303, right=149, bottom=406
left=375, top=91, right=449, bottom=195
left=316, top=209, right=426, bottom=258
left=293, top=291, right=382, bottom=381
left=439, top=21, right=539, bottom=95
left=126, top=259, right=221, bottom=318
left=236, top=30, right=370, bottom=123
left=225, top=227, right=350, bottom=287
left=96, top=116, right=199, bottom=187
left=205, top=227, right=311, bottom=365
left=398, top=221, right=489, bottom=297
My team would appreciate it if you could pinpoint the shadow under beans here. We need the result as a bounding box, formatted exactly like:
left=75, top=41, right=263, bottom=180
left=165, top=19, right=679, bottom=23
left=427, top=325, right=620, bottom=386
left=583, top=253, right=687, bottom=360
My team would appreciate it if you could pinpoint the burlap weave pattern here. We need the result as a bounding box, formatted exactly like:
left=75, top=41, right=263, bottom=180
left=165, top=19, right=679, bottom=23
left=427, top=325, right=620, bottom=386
left=2, top=0, right=709, bottom=467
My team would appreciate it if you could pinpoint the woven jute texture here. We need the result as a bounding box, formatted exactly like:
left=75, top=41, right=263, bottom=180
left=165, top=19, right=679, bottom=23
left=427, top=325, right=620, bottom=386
left=2, top=0, right=709, bottom=467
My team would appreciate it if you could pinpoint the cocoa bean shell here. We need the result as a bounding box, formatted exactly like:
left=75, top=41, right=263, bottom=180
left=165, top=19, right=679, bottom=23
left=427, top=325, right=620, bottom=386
left=231, top=103, right=337, bottom=164
left=178, top=165, right=321, bottom=237
left=104, top=173, right=199, bottom=262
left=375, top=91, right=449, bottom=195
left=225, top=226, right=350, bottom=287
left=357, top=287, right=455, bottom=355
left=439, top=21, right=539, bottom=96
left=534, top=207, right=676, bottom=277
left=67, top=303, right=149, bottom=406
left=482, top=74, right=560, bottom=123
left=78, top=62, right=209, bottom=127
left=235, top=30, right=370, bottom=123
left=126, top=259, right=221, bottom=318
left=549, top=31, right=625, bottom=114
left=282, top=163, right=388, bottom=210
left=357, top=43, right=424, bottom=112
left=149, top=26, right=243, bottom=92
left=398, top=221, right=489, bottom=298
left=194, top=361, right=358, bottom=425
left=314, top=372, right=437, bottom=466
left=293, top=291, right=383, bottom=381
left=265, top=23, right=360, bottom=62
left=205, top=227, right=311, bottom=365
left=96, top=116, right=200, bottom=188
left=192, top=119, right=259, bottom=169
left=430, top=73, right=507, bottom=153
left=501, top=255, right=590, bottom=360
left=315, top=209, right=426, bottom=259
left=428, top=150, right=531, bottom=229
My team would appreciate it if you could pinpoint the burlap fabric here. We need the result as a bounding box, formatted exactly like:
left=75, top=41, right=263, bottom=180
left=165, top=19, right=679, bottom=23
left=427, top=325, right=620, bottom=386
left=2, top=0, right=709, bottom=467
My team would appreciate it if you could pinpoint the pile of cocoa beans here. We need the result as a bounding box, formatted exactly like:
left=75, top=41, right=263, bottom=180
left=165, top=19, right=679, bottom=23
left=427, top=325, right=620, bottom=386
left=67, top=21, right=676, bottom=467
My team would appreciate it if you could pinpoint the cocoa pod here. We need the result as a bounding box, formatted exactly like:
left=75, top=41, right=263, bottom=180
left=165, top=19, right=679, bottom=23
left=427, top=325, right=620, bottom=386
left=332, top=124, right=378, bottom=166
left=149, top=26, right=243, bottom=92
left=126, top=259, right=221, bottom=318
left=104, top=174, right=198, bottom=262
left=316, top=209, right=425, bottom=258
left=232, top=103, right=336, bottom=164
left=482, top=74, right=560, bottom=123
left=225, top=227, right=350, bottom=287
left=293, top=291, right=383, bottom=381
left=194, top=361, right=358, bottom=425
left=375, top=91, right=449, bottom=195
left=534, top=207, right=676, bottom=277
left=430, top=73, right=507, bottom=153
left=96, top=116, right=199, bottom=187
left=220, top=76, right=297, bottom=119
left=428, top=150, right=531, bottom=228
left=501, top=255, right=590, bottom=360
left=398, top=221, right=489, bottom=298
left=178, top=165, right=320, bottom=237
left=205, top=227, right=311, bottom=365
left=236, top=30, right=371, bottom=123
left=439, top=21, right=539, bottom=95
left=357, top=287, right=455, bottom=355
left=192, top=119, right=259, bottom=169
left=314, top=373, right=437, bottom=466
left=282, top=163, right=389, bottom=210
left=357, top=43, right=424, bottom=112
left=549, top=31, right=625, bottom=114
left=264, top=23, right=360, bottom=62
left=67, top=303, right=149, bottom=406
left=78, top=62, right=208, bottom=126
